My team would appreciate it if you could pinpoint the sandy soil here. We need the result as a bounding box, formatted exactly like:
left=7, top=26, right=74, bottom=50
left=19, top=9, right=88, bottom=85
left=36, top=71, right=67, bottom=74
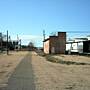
left=0, top=51, right=28, bottom=88
left=32, top=52, right=90, bottom=90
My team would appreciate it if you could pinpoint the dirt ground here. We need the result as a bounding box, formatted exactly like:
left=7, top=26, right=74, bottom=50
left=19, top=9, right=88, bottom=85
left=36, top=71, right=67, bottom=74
left=0, top=51, right=28, bottom=88
left=32, top=52, right=90, bottom=90
left=0, top=51, right=90, bottom=90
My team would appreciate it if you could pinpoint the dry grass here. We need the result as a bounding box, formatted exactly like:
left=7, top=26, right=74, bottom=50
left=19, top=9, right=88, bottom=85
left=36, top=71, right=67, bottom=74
left=45, top=55, right=90, bottom=65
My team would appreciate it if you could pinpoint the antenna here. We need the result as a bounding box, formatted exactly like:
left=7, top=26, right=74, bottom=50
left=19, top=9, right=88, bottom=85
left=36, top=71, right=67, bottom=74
left=43, top=30, right=45, bottom=41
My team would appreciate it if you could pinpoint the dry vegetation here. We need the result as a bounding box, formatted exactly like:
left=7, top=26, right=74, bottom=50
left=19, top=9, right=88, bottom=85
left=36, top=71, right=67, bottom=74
left=45, top=54, right=90, bottom=65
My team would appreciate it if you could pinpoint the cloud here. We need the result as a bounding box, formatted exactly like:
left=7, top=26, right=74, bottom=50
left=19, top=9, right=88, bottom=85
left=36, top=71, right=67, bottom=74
left=11, top=35, right=43, bottom=46
left=19, top=35, right=43, bottom=40
left=11, top=35, right=43, bottom=40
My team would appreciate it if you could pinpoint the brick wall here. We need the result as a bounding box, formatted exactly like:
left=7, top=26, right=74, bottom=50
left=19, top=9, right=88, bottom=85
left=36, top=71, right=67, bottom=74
left=50, top=36, right=58, bottom=54
left=44, top=32, right=66, bottom=54
left=58, top=32, right=66, bottom=54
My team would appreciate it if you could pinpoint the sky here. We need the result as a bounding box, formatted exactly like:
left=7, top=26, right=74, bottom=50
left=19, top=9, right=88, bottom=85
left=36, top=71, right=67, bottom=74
left=0, top=0, right=90, bottom=47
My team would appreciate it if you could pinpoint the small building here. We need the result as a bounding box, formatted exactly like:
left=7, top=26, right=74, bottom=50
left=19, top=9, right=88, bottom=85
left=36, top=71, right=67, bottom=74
left=43, top=32, right=66, bottom=54
left=66, top=38, right=90, bottom=54
left=0, top=32, right=22, bottom=51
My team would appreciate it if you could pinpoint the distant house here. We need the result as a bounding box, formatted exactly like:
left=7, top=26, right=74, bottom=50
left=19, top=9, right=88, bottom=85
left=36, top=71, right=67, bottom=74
left=43, top=32, right=66, bottom=54
left=12, top=40, right=19, bottom=50
left=0, top=32, right=19, bottom=51
left=0, top=40, right=19, bottom=51
left=0, top=33, right=7, bottom=50
left=66, top=38, right=90, bottom=54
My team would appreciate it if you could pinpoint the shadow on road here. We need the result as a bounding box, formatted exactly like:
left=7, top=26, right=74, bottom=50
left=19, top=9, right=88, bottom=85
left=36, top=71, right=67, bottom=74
left=1, top=52, right=36, bottom=90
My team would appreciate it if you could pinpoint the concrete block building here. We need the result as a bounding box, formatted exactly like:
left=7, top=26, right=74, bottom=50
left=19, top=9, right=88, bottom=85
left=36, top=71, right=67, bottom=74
left=43, top=32, right=66, bottom=54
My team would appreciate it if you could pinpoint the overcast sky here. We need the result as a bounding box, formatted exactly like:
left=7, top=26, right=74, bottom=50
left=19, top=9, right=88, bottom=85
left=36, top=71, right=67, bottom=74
left=0, top=0, right=90, bottom=46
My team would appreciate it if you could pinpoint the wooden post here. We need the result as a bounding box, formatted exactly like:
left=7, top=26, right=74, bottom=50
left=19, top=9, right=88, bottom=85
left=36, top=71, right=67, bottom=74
left=1, top=33, right=3, bottom=53
left=43, top=30, right=45, bottom=52
left=20, top=39, right=21, bottom=50
left=7, top=30, right=9, bottom=55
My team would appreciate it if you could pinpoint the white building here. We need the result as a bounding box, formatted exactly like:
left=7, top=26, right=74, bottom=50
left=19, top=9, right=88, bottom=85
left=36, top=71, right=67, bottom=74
left=66, top=38, right=90, bottom=54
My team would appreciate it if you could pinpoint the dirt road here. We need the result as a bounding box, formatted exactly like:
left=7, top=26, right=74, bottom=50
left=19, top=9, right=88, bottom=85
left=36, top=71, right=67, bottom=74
left=0, top=51, right=90, bottom=90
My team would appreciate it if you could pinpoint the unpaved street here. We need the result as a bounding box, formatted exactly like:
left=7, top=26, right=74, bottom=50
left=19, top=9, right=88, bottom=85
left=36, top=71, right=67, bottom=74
left=0, top=51, right=90, bottom=90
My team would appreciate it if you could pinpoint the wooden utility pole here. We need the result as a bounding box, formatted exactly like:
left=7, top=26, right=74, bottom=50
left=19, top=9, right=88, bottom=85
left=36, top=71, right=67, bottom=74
left=1, top=33, right=3, bottom=52
left=43, top=30, right=45, bottom=52
left=17, top=34, right=19, bottom=51
left=20, top=39, right=21, bottom=50
left=7, top=30, right=9, bottom=55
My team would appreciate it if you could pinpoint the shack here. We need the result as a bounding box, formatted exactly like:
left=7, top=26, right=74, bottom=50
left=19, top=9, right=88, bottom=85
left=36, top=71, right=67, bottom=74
left=43, top=32, right=66, bottom=54
left=66, top=38, right=90, bottom=54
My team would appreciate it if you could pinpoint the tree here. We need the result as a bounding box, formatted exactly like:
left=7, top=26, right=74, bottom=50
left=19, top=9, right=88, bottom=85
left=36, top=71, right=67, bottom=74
left=28, top=42, right=35, bottom=51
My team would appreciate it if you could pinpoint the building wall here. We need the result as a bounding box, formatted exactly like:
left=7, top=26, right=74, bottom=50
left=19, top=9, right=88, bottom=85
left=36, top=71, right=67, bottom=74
left=50, top=36, right=58, bottom=54
left=44, top=32, right=66, bottom=54
left=50, top=32, right=66, bottom=54
left=58, top=32, right=66, bottom=54
left=78, top=42, right=83, bottom=53
left=44, top=40, right=50, bottom=54
left=66, top=43, right=72, bottom=51
left=83, top=41, right=90, bottom=53
left=66, top=42, right=83, bottom=53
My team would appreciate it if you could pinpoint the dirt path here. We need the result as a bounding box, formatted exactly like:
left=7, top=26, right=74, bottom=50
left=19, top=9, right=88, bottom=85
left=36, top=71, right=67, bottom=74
left=6, top=53, right=35, bottom=90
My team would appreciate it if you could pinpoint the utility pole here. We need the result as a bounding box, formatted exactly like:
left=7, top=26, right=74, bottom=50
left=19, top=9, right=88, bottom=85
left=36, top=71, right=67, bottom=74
left=0, top=33, right=3, bottom=53
left=1, top=33, right=3, bottom=53
left=20, top=39, right=21, bottom=51
left=17, top=34, right=19, bottom=51
left=7, top=30, right=9, bottom=55
left=43, top=30, right=45, bottom=52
